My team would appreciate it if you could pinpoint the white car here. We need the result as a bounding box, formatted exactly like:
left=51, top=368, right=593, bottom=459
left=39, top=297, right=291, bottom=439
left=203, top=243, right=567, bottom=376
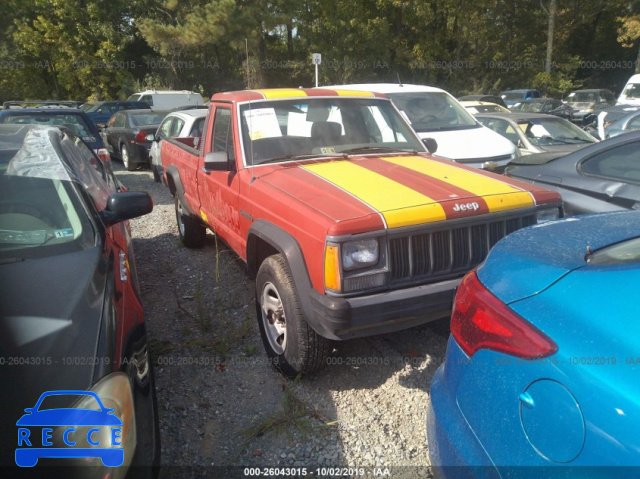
left=149, top=108, right=208, bottom=182
left=322, top=83, right=519, bottom=171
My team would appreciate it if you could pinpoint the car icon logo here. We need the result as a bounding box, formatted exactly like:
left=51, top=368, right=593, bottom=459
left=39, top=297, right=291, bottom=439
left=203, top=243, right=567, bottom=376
left=15, top=390, right=124, bottom=468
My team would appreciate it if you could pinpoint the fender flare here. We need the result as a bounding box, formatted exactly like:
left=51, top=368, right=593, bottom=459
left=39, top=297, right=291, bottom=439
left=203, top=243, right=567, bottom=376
left=164, top=164, right=197, bottom=217
left=248, top=220, right=330, bottom=336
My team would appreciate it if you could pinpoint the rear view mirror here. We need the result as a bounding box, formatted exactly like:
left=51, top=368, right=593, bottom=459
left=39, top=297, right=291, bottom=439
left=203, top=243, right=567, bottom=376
left=99, top=191, right=153, bottom=225
left=422, top=137, right=438, bottom=154
left=204, top=151, right=230, bottom=171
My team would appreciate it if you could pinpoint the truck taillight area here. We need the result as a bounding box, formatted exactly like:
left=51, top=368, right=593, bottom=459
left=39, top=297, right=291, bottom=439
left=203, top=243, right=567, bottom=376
left=451, top=271, right=557, bottom=359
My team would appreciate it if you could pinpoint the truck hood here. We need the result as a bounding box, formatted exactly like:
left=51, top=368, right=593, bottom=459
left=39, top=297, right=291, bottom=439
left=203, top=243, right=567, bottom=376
left=257, top=154, right=553, bottom=234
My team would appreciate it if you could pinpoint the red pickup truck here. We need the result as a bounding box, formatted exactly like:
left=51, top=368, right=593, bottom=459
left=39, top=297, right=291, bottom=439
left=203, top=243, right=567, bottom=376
left=161, top=88, right=563, bottom=377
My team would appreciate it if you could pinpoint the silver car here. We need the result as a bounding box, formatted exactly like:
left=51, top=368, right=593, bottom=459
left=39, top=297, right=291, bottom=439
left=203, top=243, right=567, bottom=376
left=149, top=108, right=208, bottom=182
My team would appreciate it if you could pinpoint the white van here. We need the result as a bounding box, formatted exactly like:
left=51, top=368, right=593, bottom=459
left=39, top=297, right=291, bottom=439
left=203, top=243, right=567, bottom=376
left=617, top=74, right=640, bottom=105
left=322, top=83, right=518, bottom=170
left=127, top=90, right=204, bottom=110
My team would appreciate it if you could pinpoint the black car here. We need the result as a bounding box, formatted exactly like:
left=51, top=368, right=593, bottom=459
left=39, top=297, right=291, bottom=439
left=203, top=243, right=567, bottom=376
left=505, top=130, right=640, bottom=215
left=81, top=100, right=151, bottom=128
left=457, top=94, right=508, bottom=108
left=0, top=124, right=159, bottom=476
left=101, top=110, right=168, bottom=171
left=0, top=107, right=111, bottom=164
left=509, top=98, right=574, bottom=121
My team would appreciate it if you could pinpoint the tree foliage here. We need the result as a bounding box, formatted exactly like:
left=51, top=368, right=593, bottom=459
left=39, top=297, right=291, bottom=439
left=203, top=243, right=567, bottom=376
left=0, top=0, right=637, bottom=102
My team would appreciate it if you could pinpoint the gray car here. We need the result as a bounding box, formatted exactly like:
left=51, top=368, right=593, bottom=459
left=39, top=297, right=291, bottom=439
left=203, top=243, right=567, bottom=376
left=476, top=112, right=597, bottom=155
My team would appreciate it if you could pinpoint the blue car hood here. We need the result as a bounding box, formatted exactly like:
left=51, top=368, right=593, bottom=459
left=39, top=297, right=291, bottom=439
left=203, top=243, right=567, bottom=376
left=477, top=211, right=640, bottom=304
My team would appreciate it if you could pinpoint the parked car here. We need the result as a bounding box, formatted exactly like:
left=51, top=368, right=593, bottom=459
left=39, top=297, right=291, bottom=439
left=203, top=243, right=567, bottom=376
left=127, top=90, right=204, bottom=111
left=149, top=108, right=207, bottom=182
left=599, top=108, right=640, bottom=138
left=3, top=100, right=83, bottom=109
left=101, top=109, right=168, bottom=171
left=0, top=124, right=159, bottom=475
left=476, top=112, right=597, bottom=155
left=323, top=83, right=519, bottom=171
left=460, top=101, right=510, bottom=114
left=427, top=209, right=640, bottom=474
left=0, top=106, right=111, bottom=164
left=81, top=100, right=151, bottom=128
left=504, top=130, right=640, bottom=214
left=457, top=94, right=508, bottom=108
left=583, top=104, right=640, bottom=140
left=500, top=89, right=542, bottom=107
left=617, top=73, right=640, bottom=106
left=563, top=89, right=616, bottom=125
left=509, top=98, right=574, bottom=121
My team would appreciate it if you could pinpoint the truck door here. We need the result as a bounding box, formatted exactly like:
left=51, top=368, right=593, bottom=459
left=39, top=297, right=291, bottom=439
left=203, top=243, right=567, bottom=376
left=197, top=105, right=243, bottom=253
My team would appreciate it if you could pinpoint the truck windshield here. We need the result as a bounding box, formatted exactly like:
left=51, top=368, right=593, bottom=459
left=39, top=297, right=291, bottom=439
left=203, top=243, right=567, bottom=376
left=239, top=97, right=426, bottom=166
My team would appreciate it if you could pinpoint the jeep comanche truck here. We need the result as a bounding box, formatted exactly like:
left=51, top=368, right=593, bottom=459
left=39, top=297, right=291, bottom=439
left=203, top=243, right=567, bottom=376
left=161, top=88, right=563, bottom=377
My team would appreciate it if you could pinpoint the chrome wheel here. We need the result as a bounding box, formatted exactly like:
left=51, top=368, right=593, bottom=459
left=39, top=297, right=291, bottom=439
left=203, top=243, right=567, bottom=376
left=260, top=281, right=287, bottom=355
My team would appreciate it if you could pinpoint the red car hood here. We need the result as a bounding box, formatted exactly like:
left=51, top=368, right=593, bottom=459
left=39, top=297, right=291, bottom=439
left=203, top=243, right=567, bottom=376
left=255, top=154, right=557, bottom=235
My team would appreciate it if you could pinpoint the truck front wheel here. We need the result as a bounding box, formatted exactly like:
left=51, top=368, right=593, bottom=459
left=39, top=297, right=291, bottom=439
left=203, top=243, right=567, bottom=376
left=174, top=196, right=206, bottom=248
left=256, top=254, right=331, bottom=377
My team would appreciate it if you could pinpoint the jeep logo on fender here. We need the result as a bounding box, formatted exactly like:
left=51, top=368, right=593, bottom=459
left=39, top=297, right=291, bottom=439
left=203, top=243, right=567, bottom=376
left=453, top=202, right=480, bottom=212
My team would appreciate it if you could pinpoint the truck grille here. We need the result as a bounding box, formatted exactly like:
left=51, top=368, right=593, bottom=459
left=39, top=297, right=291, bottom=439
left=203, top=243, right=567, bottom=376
left=389, top=213, right=536, bottom=283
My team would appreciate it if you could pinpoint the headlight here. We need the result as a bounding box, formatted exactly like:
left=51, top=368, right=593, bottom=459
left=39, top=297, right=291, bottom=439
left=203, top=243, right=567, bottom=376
left=536, top=207, right=561, bottom=224
left=342, top=239, right=379, bottom=271
left=50, top=373, right=136, bottom=478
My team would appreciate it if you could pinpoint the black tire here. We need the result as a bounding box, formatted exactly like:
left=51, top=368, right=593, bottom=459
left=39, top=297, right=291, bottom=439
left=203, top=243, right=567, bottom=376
left=174, top=196, right=206, bottom=248
left=152, top=165, right=161, bottom=183
left=121, top=144, right=135, bottom=171
left=256, top=254, right=331, bottom=377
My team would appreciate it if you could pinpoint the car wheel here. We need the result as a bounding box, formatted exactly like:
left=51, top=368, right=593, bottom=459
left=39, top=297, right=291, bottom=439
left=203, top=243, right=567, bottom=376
left=152, top=165, right=161, bottom=183
left=121, top=144, right=135, bottom=171
left=174, top=196, right=206, bottom=248
left=256, top=254, right=331, bottom=377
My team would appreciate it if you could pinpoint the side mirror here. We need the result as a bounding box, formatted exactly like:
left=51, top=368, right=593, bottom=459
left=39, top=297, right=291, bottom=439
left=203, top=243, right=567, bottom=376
left=96, top=123, right=106, bottom=130
left=204, top=151, right=230, bottom=171
left=422, top=137, right=438, bottom=154
left=99, top=191, right=153, bottom=226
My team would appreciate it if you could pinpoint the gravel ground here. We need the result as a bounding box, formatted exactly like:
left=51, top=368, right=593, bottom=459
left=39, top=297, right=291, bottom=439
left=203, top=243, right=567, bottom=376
left=116, top=162, right=450, bottom=478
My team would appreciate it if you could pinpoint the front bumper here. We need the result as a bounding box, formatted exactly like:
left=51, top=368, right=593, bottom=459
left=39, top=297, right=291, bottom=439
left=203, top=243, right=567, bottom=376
left=307, top=277, right=461, bottom=340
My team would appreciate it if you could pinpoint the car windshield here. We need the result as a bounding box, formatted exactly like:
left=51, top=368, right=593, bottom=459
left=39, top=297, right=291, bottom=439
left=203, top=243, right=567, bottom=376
left=239, top=97, right=425, bottom=165
left=0, top=113, right=96, bottom=143
left=80, top=102, right=102, bottom=113
left=588, top=237, right=640, bottom=265
left=623, top=84, right=640, bottom=99
left=502, top=92, right=525, bottom=101
left=0, top=126, right=98, bottom=259
left=513, top=101, right=546, bottom=112
left=567, top=92, right=596, bottom=102
left=386, top=92, right=477, bottom=132
left=130, top=112, right=165, bottom=126
left=516, top=117, right=597, bottom=146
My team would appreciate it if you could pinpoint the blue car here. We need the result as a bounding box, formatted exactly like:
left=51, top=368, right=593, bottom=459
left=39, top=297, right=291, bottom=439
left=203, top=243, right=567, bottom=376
left=427, top=210, right=640, bottom=475
left=16, top=390, right=124, bottom=468
left=0, top=107, right=111, bottom=164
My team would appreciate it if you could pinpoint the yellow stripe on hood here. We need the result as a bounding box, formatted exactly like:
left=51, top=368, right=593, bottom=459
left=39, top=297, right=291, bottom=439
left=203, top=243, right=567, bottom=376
left=302, top=161, right=446, bottom=228
left=382, top=156, right=535, bottom=212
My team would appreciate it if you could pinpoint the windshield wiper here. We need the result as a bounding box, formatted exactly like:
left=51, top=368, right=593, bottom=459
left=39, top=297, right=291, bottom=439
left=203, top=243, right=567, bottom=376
left=341, top=146, right=417, bottom=155
left=257, top=153, right=347, bottom=165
